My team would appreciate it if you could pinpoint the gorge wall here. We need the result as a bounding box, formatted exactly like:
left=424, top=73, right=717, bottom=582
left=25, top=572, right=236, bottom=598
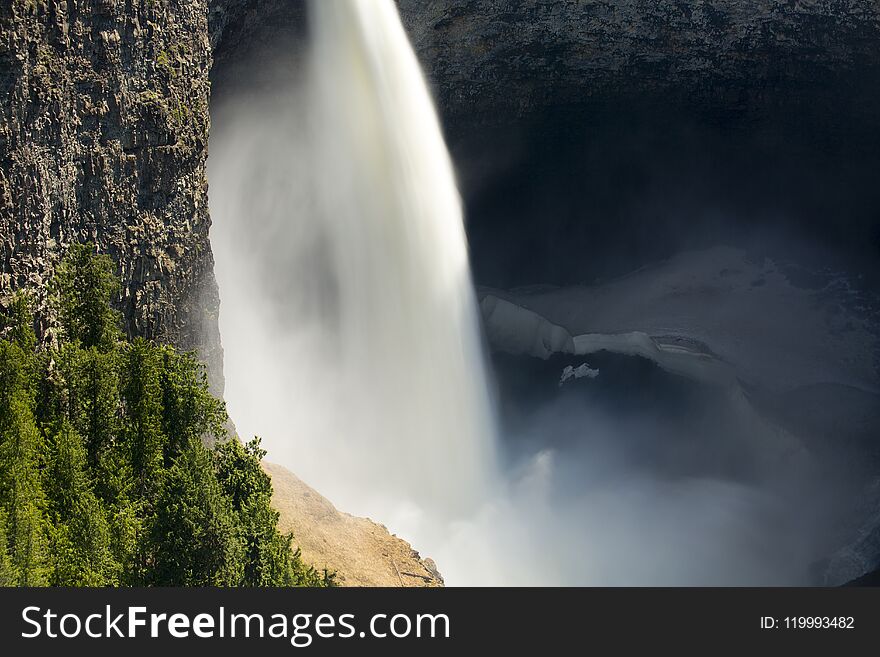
left=395, top=0, right=880, bottom=286
left=396, top=0, right=880, bottom=129
left=210, top=0, right=880, bottom=121
left=0, top=0, right=221, bottom=390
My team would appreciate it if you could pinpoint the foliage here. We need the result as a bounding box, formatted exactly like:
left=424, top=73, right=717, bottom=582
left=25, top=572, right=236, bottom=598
left=0, top=306, right=49, bottom=586
left=0, top=244, right=332, bottom=587
left=147, top=438, right=243, bottom=586
left=214, top=438, right=334, bottom=587
left=51, top=243, right=121, bottom=350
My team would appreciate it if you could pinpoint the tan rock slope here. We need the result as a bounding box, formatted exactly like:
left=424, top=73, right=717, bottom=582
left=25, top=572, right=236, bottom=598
left=262, top=461, right=443, bottom=587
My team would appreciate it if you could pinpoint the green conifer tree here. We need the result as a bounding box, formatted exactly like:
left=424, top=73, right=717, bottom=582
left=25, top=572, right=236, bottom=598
left=52, top=243, right=121, bottom=351
left=0, top=245, right=332, bottom=588
left=0, top=509, right=16, bottom=585
left=158, top=347, right=227, bottom=459
left=0, top=308, right=49, bottom=586
left=44, top=419, right=119, bottom=585
left=214, top=437, right=333, bottom=586
left=122, top=339, right=165, bottom=499
left=147, top=438, right=244, bottom=586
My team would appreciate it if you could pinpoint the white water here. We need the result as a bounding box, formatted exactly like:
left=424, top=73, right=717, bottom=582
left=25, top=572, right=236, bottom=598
left=210, top=0, right=497, bottom=540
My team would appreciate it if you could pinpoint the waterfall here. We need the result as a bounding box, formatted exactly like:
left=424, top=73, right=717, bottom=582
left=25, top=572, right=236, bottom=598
left=208, top=0, right=803, bottom=586
left=306, top=0, right=499, bottom=511
left=209, top=0, right=497, bottom=527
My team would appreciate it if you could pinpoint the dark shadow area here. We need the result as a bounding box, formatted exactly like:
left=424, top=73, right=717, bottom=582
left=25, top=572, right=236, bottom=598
left=451, top=83, right=880, bottom=288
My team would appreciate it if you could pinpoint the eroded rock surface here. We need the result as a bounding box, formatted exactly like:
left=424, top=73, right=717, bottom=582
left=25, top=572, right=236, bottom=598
left=0, top=0, right=222, bottom=391
left=397, top=0, right=880, bottom=127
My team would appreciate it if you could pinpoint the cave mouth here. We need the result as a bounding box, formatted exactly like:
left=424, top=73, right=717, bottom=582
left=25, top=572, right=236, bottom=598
left=452, top=91, right=880, bottom=289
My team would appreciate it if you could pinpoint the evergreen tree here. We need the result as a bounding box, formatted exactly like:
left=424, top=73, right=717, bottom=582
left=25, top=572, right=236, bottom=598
left=215, top=437, right=333, bottom=586
left=0, top=509, right=16, bottom=585
left=121, top=339, right=165, bottom=499
left=51, top=243, right=121, bottom=350
left=148, top=438, right=244, bottom=586
left=55, top=343, right=121, bottom=480
left=50, top=244, right=123, bottom=492
left=0, top=244, right=333, bottom=588
left=0, top=315, right=48, bottom=586
left=158, top=347, right=226, bottom=459
left=44, top=420, right=119, bottom=585
left=105, top=493, right=140, bottom=586
left=2, top=293, right=37, bottom=354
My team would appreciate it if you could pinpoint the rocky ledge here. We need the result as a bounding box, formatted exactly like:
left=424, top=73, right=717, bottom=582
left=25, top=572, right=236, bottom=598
left=263, top=461, right=443, bottom=587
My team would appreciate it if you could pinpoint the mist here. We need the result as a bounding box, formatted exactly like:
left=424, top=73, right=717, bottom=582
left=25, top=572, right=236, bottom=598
left=206, top=93, right=846, bottom=586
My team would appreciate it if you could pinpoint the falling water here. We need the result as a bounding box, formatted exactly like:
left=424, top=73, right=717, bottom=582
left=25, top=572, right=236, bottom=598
left=209, top=0, right=497, bottom=528
left=307, top=0, right=499, bottom=511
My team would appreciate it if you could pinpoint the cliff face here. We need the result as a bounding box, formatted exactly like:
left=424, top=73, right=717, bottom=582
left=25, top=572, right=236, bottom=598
left=389, top=1, right=880, bottom=287
left=209, top=1, right=880, bottom=129
left=0, top=0, right=221, bottom=391
left=396, top=0, right=880, bottom=129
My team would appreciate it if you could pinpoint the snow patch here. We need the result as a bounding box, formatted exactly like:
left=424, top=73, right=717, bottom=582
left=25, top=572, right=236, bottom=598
left=559, top=363, right=600, bottom=387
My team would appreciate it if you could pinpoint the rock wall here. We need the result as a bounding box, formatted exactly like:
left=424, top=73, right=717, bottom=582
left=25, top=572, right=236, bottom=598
left=0, top=0, right=222, bottom=391
left=206, top=1, right=880, bottom=287
left=397, top=0, right=880, bottom=129
left=4, top=0, right=879, bottom=386
left=209, top=1, right=880, bottom=128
